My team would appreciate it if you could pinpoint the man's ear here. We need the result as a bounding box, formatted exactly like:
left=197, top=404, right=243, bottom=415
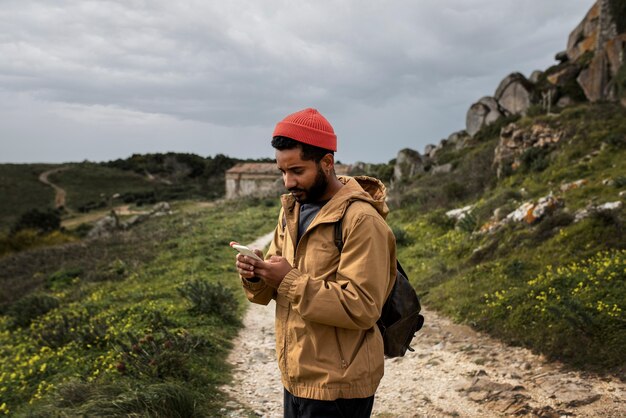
left=321, top=153, right=334, bottom=172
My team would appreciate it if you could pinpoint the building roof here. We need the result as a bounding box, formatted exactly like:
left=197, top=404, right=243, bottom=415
left=226, top=163, right=279, bottom=175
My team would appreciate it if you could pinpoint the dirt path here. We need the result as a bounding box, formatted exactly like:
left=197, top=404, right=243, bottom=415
left=39, top=167, right=70, bottom=209
left=220, top=234, right=626, bottom=418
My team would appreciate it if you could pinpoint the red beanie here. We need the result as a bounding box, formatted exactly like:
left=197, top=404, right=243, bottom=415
left=273, top=108, right=337, bottom=152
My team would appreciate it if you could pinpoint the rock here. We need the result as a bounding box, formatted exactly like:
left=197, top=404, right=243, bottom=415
left=446, top=205, right=473, bottom=221
left=560, top=179, right=588, bottom=192
left=566, top=2, right=602, bottom=62
left=151, top=201, right=171, bottom=214
left=577, top=52, right=610, bottom=102
left=529, top=70, right=543, bottom=84
left=392, top=148, right=424, bottom=183
left=424, top=144, right=437, bottom=156
left=494, top=72, right=534, bottom=116
left=447, top=130, right=471, bottom=150
left=567, top=1, right=624, bottom=104
left=87, top=214, right=119, bottom=239
left=574, top=200, right=623, bottom=222
left=466, top=96, right=504, bottom=137
left=555, top=50, right=569, bottom=63
left=597, top=201, right=623, bottom=211
left=431, top=163, right=453, bottom=175
left=494, top=122, right=565, bottom=178
left=619, top=190, right=626, bottom=198
left=556, top=95, right=574, bottom=108
left=602, top=178, right=615, bottom=186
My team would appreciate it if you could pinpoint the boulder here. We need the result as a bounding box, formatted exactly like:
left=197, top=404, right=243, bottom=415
left=566, top=2, right=602, bottom=62
left=88, top=214, right=119, bottom=239
left=529, top=70, right=543, bottom=84
left=446, top=205, right=473, bottom=221
left=555, top=50, right=569, bottom=63
left=392, top=148, right=424, bottom=183
left=566, top=1, right=624, bottom=104
left=466, top=96, right=504, bottom=137
left=447, top=130, right=471, bottom=150
left=560, top=179, right=588, bottom=192
left=577, top=52, right=610, bottom=102
left=424, top=144, right=437, bottom=157
left=431, top=163, right=453, bottom=175
left=494, top=72, right=534, bottom=115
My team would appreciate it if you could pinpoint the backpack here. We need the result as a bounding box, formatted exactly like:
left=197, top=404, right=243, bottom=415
left=333, top=222, right=424, bottom=358
left=282, top=213, right=424, bottom=357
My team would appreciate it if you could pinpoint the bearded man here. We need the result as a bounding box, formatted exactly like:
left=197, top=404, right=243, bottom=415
left=235, top=108, right=396, bottom=418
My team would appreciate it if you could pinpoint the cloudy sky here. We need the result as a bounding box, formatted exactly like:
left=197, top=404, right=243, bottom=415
left=0, top=0, right=594, bottom=164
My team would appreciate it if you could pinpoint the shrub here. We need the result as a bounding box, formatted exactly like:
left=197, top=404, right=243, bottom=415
left=177, top=279, right=240, bottom=324
left=520, top=147, right=551, bottom=173
left=115, top=329, right=208, bottom=380
left=46, top=268, right=83, bottom=290
left=30, top=309, right=108, bottom=348
left=55, top=381, right=206, bottom=418
left=392, top=226, right=413, bottom=246
left=6, top=294, right=60, bottom=328
left=457, top=211, right=478, bottom=234
left=11, top=209, right=61, bottom=235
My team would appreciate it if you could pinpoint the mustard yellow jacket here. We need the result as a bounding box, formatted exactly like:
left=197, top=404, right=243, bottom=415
left=241, top=176, right=396, bottom=400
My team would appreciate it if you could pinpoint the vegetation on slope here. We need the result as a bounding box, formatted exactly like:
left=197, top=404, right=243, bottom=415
left=0, top=198, right=277, bottom=416
left=388, top=103, right=626, bottom=374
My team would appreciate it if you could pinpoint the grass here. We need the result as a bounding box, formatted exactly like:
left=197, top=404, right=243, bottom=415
left=0, top=197, right=278, bottom=416
left=390, top=103, right=626, bottom=375
left=0, top=164, right=57, bottom=232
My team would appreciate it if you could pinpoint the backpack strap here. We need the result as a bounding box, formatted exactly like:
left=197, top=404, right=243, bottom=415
left=334, top=220, right=344, bottom=252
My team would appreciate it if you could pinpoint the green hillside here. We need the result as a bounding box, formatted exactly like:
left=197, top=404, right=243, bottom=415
left=0, top=198, right=277, bottom=416
left=388, top=103, right=626, bottom=373
left=0, top=164, right=57, bottom=231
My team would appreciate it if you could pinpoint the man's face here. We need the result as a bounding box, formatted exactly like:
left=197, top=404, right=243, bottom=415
left=276, top=148, right=330, bottom=204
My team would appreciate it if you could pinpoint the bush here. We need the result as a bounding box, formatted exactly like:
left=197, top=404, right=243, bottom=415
left=54, top=381, right=206, bottom=417
left=30, top=309, right=108, bottom=348
left=392, top=226, right=413, bottom=246
left=11, top=209, right=61, bottom=235
left=520, top=147, right=551, bottom=173
left=46, top=268, right=83, bottom=290
left=457, top=211, right=478, bottom=234
left=115, top=329, right=207, bottom=380
left=6, top=294, right=60, bottom=328
left=177, top=279, right=240, bottom=324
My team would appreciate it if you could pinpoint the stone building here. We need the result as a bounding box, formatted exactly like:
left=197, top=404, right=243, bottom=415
left=225, top=163, right=352, bottom=199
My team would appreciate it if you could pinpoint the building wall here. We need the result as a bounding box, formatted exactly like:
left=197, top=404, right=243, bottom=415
left=226, top=173, right=282, bottom=199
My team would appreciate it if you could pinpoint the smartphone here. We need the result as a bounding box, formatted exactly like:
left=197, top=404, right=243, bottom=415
left=230, top=242, right=263, bottom=261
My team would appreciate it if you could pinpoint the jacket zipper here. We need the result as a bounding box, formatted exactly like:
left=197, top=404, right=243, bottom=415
left=334, top=327, right=348, bottom=369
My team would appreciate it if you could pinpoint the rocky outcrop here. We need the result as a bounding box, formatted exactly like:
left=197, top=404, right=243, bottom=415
left=392, top=148, right=424, bottom=183
left=466, top=96, right=504, bottom=137
left=493, top=123, right=565, bottom=178
left=494, top=72, right=534, bottom=116
left=567, top=0, right=626, bottom=104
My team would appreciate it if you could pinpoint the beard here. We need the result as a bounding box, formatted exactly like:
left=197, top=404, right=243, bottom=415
left=289, top=166, right=329, bottom=204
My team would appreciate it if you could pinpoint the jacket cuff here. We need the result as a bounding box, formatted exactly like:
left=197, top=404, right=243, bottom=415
left=278, top=268, right=301, bottom=302
left=241, top=277, right=266, bottom=291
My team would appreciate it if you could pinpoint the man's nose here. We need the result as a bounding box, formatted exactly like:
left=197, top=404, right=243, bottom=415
left=283, top=173, right=296, bottom=189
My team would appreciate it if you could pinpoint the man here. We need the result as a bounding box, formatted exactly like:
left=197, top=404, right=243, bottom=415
left=235, top=108, right=396, bottom=418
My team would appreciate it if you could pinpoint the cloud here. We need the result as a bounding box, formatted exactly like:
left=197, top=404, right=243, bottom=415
left=0, top=0, right=595, bottom=162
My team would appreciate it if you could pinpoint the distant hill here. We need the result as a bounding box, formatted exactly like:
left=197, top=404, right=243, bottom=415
left=0, top=153, right=272, bottom=232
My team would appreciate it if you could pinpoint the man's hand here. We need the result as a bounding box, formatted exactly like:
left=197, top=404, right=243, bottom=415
left=235, top=249, right=264, bottom=280
left=236, top=253, right=293, bottom=288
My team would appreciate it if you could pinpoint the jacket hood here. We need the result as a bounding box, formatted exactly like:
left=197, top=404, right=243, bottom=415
left=281, top=175, right=390, bottom=221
